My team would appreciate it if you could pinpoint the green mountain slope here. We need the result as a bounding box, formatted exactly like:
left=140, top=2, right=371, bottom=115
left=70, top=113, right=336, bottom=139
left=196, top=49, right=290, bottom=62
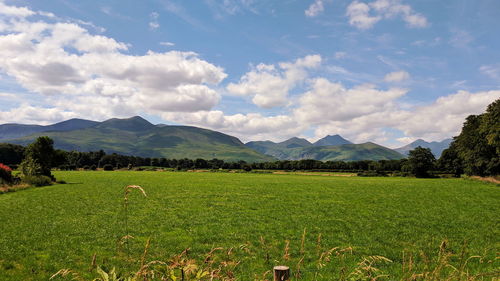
left=0, top=118, right=97, bottom=140
left=246, top=137, right=312, bottom=159
left=246, top=139, right=404, bottom=161
left=287, top=142, right=405, bottom=161
left=4, top=117, right=274, bottom=162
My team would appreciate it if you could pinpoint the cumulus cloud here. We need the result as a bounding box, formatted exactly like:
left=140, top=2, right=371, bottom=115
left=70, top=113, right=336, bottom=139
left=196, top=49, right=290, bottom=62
left=227, top=55, right=321, bottom=108
left=384, top=70, right=410, bottom=82
left=305, top=0, right=325, bottom=17
left=0, top=2, right=226, bottom=122
left=162, top=111, right=302, bottom=142
left=0, top=104, right=77, bottom=125
left=394, top=90, right=500, bottom=141
left=294, top=78, right=407, bottom=125
left=346, top=1, right=381, bottom=30
left=346, top=0, right=428, bottom=30
left=296, top=88, right=498, bottom=144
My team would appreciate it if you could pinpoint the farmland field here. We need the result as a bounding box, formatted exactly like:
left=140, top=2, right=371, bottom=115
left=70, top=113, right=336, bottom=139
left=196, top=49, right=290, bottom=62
left=0, top=171, right=499, bottom=280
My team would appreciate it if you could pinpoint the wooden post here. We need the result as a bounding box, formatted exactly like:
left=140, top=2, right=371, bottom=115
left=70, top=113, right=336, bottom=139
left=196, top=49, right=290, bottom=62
left=273, top=265, right=290, bottom=281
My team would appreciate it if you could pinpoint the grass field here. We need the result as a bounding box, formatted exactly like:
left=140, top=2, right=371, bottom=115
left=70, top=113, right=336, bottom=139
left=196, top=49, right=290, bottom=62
left=0, top=171, right=498, bottom=280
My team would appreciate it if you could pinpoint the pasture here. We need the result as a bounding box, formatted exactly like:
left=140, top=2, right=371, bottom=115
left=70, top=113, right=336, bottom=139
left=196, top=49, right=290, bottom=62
left=0, top=171, right=498, bottom=280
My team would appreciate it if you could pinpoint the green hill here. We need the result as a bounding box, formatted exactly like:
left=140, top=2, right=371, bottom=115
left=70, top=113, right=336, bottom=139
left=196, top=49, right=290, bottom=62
left=4, top=116, right=274, bottom=162
left=246, top=139, right=404, bottom=161
left=286, top=142, right=405, bottom=161
left=246, top=137, right=312, bottom=159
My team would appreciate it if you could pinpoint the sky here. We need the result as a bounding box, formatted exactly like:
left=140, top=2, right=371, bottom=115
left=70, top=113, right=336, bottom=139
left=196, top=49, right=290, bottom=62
left=0, top=0, right=499, bottom=147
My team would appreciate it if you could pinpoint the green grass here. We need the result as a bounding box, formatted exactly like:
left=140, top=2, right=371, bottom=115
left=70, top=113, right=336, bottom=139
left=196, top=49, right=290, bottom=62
left=0, top=171, right=498, bottom=280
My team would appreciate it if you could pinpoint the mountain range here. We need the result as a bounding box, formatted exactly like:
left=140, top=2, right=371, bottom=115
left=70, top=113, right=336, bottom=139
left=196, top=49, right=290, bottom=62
left=0, top=116, right=451, bottom=162
left=246, top=135, right=403, bottom=161
left=394, top=138, right=453, bottom=158
left=0, top=116, right=274, bottom=162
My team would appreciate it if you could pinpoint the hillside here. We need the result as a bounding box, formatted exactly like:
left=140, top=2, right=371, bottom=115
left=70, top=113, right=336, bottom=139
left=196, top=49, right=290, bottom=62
left=2, top=117, right=274, bottom=162
left=286, top=142, right=405, bottom=161
left=246, top=137, right=312, bottom=159
left=246, top=137, right=404, bottom=161
left=395, top=138, right=453, bottom=158
left=0, top=118, right=98, bottom=140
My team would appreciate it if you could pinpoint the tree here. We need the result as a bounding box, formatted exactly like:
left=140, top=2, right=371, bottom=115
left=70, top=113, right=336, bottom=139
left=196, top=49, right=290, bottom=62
left=454, top=114, right=498, bottom=176
left=479, top=98, right=500, bottom=154
left=407, top=146, right=436, bottom=178
left=19, top=136, right=56, bottom=180
left=437, top=142, right=463, bottom=177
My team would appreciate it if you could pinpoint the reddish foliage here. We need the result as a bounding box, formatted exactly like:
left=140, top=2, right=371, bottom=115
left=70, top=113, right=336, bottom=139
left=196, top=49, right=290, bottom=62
left=0, top=163, right=12, bottom=173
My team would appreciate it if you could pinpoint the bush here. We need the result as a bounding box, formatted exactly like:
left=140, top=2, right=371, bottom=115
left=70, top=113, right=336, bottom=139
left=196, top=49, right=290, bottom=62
left=22, top=175, right=52, bottom=187
left=103, top=164, right=114, bottom=171
left=90, top=165, right=97, bottom=171
left=82, top=165, right=90, bottom=170
left=0, top=163, right=13, bottom=184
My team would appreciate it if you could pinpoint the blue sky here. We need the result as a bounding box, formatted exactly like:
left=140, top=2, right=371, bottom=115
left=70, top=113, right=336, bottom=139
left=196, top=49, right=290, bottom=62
left=0, top=0, right=499, bottom=147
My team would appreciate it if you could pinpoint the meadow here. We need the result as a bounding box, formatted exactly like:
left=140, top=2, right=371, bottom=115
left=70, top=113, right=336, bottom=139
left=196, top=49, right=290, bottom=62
left=0, top=171, right=498, bottom=280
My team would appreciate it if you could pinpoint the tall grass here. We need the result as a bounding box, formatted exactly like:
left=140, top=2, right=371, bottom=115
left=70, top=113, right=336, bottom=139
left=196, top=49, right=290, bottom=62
left=49, top=185, right=499, bottom=281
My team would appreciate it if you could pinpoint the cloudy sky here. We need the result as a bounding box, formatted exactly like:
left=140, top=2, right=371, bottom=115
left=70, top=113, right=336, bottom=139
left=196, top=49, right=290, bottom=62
left=0, top=0, right=498, bottom=147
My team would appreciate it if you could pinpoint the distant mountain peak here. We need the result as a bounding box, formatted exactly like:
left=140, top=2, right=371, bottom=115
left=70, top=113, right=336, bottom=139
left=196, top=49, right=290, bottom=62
left=395, top=138, right=453, bottom=158
left=97, top=116, right=155, bottom=131
left=279, top=137, right=312, bottom=148
left=314, top=134, right=352, bottom=146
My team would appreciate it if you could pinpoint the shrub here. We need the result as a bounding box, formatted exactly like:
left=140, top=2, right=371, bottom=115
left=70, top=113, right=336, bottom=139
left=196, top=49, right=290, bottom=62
left=22, top=175, right=52, bottom=187
left=0, top=163, right=13, bottom=184
left=103, top=164, right=114, bottom=171
left=90, top=165, right=97, bottom=171
left=82, top=165, right=90, bottom=170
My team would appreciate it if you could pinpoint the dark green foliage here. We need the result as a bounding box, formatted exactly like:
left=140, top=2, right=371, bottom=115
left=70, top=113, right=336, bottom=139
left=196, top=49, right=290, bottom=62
left=102, top=164, right=114, bottom=171
left=19, top=136, right=55, bottom=181
left=479, top=99, right=500, bottom=154
left=21, top=175, right=52, bottom=187
left=437, top=142, right=463, bottom=177
left=407, top=146, right=436, bottom=178
left=454, top=114, right=499, bottom=176
left=0, top=143, right=25, bottom=165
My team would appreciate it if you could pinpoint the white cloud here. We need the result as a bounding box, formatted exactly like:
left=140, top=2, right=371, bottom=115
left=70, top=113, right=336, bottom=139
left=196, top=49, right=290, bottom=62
left=0, top=2, right=227, bottom=122
left=384, top=70, right=410, bottom=82
left=0, top=1, right=35, bottom=17
left=394, top=90, right=500, bottom=141
left=294, top=78, right=407, bottom=125
left=0, top=104, right=77, bottom=125
left=162, top=111, right=302, bottom=142
left=346, top=0, right=428, bottom=30
left=149, top=12, right=160, bottom=29
left=480, top=64, right=500, bottom=80
left=160, top=41, right=175, bottom=46
left=227, top=55, right=321, bottom=108
left=346, top=1, right=381, bottom=29
left=305, top=0, right=325, bottom=17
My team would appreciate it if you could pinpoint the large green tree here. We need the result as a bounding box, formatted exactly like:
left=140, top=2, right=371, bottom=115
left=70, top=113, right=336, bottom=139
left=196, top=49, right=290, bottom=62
left=407, top=146, right=436, bottom=178
left=20, top=136, right=56, bottom=180
left=454, top=113, right=498, bottom=176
